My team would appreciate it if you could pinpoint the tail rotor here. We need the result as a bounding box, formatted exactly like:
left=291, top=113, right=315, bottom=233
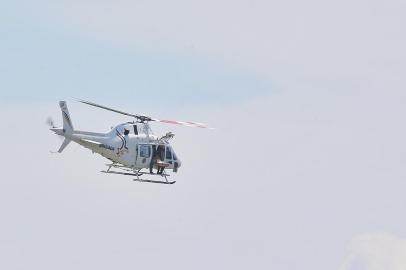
left=46, top=117, right=56, bottom=128
left=46, top=116, right=64, bottom=142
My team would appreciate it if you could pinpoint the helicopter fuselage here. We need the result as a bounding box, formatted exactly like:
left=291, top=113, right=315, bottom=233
left=52, top=122, right=181, bottom=171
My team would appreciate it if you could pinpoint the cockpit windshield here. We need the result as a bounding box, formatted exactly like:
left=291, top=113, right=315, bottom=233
left=165, top=146, right=172, bottom=160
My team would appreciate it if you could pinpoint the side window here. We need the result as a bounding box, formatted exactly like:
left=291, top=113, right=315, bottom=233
left=139, top=145, right=151, bottom=158
left=166, top=147, right=172, bottom=160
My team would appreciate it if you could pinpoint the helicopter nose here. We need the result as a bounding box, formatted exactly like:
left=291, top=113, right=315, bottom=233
left=173, top=159, right=181, bottom=172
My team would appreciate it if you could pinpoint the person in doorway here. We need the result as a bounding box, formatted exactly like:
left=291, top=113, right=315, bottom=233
left=150, top=145, right=157, bottom=174
left=156, top=146, right=165, bottom=174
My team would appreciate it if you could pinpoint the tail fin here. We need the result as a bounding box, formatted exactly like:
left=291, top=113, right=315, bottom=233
left=56, top=101, right=74, bottom=153
left=58, top=138, right=71, bottom=153
left=59, top=101, right=74, bottom=134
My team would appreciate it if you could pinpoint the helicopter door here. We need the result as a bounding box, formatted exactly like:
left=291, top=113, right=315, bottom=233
left=135, top=144, right=152, bottom=168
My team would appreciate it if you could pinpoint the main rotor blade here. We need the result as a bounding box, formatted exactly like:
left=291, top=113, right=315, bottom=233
left=77, top=99, right=212, bottom=128
left=77, top=99, right=152, bottom=121
left=155, top=119, right=213, bottom=129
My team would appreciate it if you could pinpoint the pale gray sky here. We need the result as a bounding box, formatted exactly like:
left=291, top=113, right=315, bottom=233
left=0, top=0, right=405, bottom=269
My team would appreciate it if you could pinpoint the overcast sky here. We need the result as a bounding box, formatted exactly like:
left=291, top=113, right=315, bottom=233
left=1, top=1, right=406, bottom=269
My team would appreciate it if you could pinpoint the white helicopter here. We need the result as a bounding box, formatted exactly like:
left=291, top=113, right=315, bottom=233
left=48, top=100, right=211, bottom=184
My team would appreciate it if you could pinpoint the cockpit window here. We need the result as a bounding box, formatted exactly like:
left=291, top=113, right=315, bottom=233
left=166, top=146, right=172, bottom=160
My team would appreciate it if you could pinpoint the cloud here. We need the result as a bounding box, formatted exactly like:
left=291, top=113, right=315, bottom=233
left=339, top=232, right=406, bottom=270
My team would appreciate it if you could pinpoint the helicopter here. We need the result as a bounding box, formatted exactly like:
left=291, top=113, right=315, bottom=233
left=48, top=100, right=211, bottom=184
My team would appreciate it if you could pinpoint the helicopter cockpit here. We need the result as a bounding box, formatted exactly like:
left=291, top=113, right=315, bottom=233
left=135, top=141, right=181, bottom=172
left=156, top=143, right=180, bottom=170
left=111, top=122, right=179, bottom=172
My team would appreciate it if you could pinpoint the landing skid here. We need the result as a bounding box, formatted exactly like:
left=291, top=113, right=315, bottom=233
left=133, top=178, right=176, bottom=185
left=101, top=166, right=175, bottom=185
